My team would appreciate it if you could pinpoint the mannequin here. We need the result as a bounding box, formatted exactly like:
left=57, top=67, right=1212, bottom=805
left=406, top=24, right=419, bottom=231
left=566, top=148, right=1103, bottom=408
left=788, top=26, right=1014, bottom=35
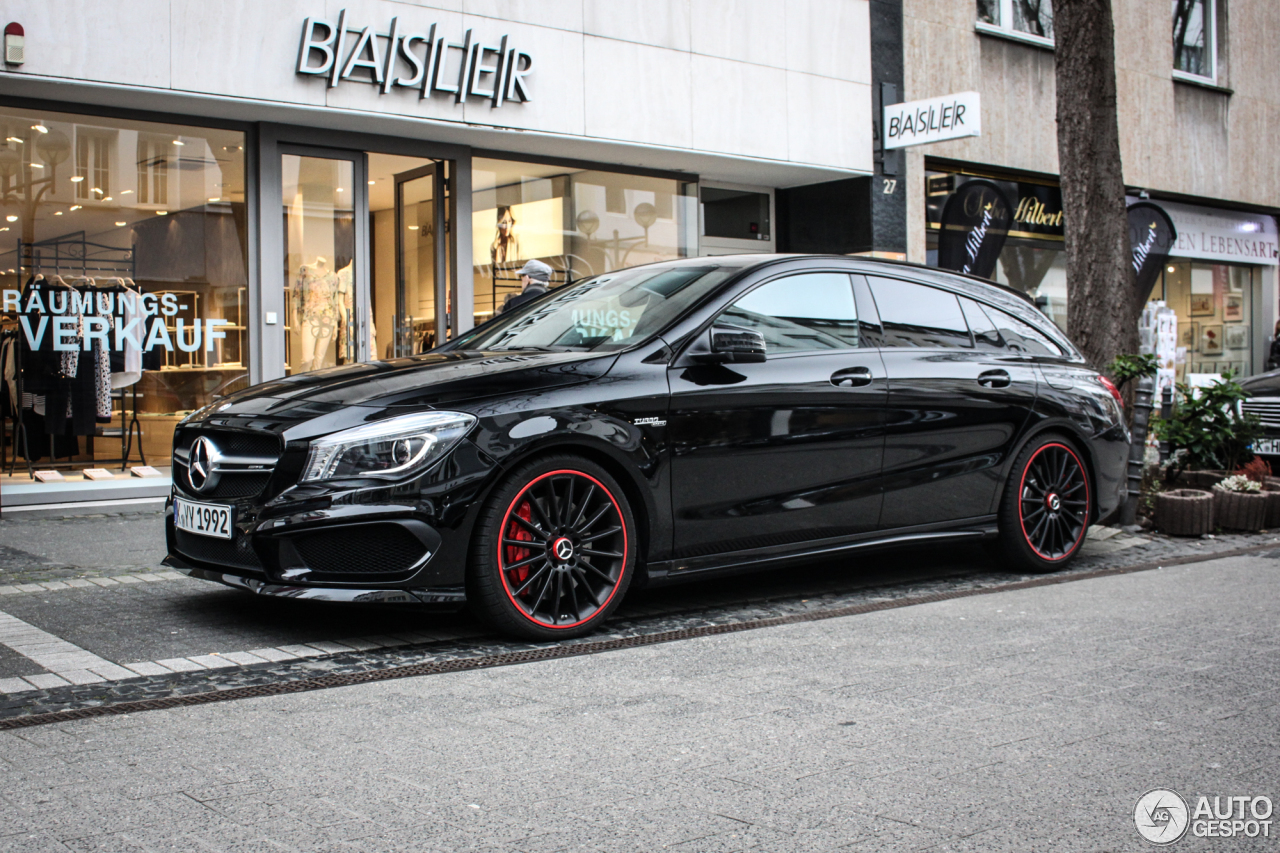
left=294, top=257, right=341, bottom=372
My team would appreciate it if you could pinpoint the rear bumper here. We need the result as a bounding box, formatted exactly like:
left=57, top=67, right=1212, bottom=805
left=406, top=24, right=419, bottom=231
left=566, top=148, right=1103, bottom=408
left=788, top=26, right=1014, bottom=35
left=163, top=552, right=468, bottom=609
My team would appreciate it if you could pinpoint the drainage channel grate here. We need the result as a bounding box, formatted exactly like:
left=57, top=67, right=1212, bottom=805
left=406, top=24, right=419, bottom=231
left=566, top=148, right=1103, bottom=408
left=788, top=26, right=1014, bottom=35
left=0, top=544, right=1269, bottom=731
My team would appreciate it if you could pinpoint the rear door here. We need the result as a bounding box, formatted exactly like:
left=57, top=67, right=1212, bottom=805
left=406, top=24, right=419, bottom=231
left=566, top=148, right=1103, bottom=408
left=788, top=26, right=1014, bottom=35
left=867, top=276, right=1039, bottom=528
left=667, top=271, right=887, bottom=559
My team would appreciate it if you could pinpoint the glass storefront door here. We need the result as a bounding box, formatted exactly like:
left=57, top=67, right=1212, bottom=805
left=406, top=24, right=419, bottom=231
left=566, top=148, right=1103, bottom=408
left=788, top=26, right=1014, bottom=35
left=394, top=164, right=445, bottom=355
left=281, top=152, right=360, bottom=374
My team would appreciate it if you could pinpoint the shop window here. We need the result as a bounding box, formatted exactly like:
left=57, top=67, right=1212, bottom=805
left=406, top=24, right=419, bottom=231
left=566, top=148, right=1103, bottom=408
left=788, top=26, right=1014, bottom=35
left=471, top=157, right=696, bottom=326
left=976, top=0, right=1054, bottom=45
left=1173, top=0, right=1217, bottom=82
left=701, top=187, right=771, bottom=242
left=0, top=107, right=247, bottom=477
left=1157, top=262, right=1255, bottom=381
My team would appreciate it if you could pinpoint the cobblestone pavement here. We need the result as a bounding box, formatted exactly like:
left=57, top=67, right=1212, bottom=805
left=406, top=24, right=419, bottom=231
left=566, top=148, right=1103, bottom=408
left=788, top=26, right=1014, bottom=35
left=1, top=552, right=1276, bottom=851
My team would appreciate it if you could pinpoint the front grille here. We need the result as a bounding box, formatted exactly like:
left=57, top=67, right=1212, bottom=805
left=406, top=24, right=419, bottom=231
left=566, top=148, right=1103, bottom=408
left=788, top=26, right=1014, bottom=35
left=292, top=524, right=428, bottom=575
left=1243, top=399, right=1280, bottom=428
left=175, top=529, right=263, bottom=571
left=176, top=430, right=280, bottom=458
left=173, top=463, right=273, bottom=501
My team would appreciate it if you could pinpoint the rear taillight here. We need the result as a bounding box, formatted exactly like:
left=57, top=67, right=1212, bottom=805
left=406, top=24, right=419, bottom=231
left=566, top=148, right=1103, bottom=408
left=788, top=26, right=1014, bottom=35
left=1097, top=375, right=1124, bottom=410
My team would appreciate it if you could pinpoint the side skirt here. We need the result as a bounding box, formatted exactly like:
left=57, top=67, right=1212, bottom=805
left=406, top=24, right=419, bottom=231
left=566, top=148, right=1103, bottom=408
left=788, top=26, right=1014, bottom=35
left=646, top=517, right=999, bottom=586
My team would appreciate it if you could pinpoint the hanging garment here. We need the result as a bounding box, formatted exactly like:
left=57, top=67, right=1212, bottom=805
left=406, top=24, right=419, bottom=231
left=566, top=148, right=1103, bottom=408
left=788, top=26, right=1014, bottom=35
left=111, top=280, right=143, bottom=388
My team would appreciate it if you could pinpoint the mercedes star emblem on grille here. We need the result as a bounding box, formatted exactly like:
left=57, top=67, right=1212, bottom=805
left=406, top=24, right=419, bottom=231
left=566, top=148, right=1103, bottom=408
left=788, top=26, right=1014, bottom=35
left=188, top=436, right=222, bottom=494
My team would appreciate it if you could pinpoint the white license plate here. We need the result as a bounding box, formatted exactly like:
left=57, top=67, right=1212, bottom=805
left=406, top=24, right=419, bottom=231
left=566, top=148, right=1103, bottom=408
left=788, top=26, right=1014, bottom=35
left=174, top=497, right=233, bottom=540
left=1255, top=438, right=1280, bottom=455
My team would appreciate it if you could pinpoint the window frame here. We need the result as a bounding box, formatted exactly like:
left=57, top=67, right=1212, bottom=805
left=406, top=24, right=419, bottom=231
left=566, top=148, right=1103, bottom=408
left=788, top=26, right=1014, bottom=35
left=1171, top=0, right=1218, bottom=85
left=975, top=0, right=1055, bottom=49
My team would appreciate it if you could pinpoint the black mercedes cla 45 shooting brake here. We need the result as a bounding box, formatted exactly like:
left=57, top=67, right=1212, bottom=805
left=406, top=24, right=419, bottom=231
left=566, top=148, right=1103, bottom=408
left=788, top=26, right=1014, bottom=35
left=165, top=255, right=1129, bottom=640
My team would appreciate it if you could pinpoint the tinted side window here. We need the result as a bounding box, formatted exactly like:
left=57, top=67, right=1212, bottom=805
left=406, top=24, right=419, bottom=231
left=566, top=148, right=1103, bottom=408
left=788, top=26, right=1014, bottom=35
left=984, top=307, right=1064, bottom=356
left=960, top=297, right=1004, bottom=351
left=721, top=273, right=859, bottom=354
left=868, top=278, right=972, bottom=348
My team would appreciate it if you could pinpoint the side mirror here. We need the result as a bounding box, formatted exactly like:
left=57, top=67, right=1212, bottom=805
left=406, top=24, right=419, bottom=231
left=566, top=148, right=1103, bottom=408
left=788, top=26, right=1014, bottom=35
left=708, top=323, right=767, bottom=363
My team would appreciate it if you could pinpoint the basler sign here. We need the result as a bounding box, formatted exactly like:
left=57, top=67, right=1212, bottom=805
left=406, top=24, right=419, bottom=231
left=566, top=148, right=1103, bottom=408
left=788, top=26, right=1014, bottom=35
left=883, top=92, right=981, bottom=149
left=297, top=11, right=533, bottom=107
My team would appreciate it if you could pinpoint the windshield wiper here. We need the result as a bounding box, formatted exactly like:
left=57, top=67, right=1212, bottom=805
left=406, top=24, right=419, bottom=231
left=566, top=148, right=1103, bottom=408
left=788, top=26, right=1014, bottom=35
left=488, top=345, right=580, bottom=353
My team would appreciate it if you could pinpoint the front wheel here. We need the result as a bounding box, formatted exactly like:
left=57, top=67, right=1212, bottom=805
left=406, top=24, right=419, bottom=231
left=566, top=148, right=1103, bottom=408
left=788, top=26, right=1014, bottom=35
left=995, top=435, right=1092, bottom=573
left=468, top=455, right=636, bottom=640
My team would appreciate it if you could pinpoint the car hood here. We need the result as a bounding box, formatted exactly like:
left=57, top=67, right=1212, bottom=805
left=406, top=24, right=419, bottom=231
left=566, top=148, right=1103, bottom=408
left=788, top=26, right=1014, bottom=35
left=184, top=350, right=617, bottom=437
left=1241, top=371, right=1280, bottom=396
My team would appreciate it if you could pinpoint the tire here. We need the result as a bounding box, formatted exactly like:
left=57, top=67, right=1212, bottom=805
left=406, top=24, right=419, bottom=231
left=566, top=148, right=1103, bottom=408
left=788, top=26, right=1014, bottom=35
left=994, top=434, right=1092, bottom=574
left=468, top=454, right=637, bottom=640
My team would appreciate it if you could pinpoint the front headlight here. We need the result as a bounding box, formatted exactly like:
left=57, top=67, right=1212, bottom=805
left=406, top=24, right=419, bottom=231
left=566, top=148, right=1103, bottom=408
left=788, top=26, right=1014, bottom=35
left=300, top=411, right=476, bottom=484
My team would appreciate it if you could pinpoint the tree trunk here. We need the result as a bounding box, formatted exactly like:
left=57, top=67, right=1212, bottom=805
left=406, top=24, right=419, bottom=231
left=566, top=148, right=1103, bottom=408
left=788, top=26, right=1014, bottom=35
left=1053, top=0, right=1135, bottom=373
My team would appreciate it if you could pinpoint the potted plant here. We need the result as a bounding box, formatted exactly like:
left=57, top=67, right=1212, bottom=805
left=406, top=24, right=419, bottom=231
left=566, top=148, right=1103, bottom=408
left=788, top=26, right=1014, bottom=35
left=1156, top=370, right=1262, bottom=489
left=1213, top=474, right=1269, bottom=532
left=1237, top=458, right=1280, bottom=528
left=1155, top=489, right=1215, bottom=536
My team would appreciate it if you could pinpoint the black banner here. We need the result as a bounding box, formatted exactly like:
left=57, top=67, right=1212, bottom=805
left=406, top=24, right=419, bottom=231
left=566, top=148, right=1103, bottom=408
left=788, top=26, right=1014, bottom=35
left=936, top=179, right=1013, bottom=279
left=1127, top=201, right=1177, bottom=299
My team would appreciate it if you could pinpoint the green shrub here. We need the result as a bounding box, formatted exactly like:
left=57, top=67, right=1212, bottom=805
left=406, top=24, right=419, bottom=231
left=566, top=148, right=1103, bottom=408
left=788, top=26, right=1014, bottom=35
left=1155, top=370, right=1262, bottom=481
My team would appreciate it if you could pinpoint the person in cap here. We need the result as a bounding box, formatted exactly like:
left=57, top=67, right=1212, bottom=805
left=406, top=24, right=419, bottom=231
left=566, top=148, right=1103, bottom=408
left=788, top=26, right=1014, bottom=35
left=501, top=259, right=554, bottom=313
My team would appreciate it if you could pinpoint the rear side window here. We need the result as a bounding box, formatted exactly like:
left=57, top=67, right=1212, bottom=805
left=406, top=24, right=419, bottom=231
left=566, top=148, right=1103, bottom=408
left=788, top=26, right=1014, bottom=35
left=721, top=272, right=860, bottom=354
left=868, top=278, right=972, bottom=349
left=960, top=297, right=1004, bottom=351
left=984, top=306, right=1064, bottom=356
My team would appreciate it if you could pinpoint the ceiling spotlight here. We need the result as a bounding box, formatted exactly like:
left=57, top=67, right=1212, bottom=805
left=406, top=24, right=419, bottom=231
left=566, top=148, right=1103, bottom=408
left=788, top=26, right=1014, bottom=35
left=368, top=180, right=376, bottom=185
left=5, top=215, right=17, bottom=222
left=121, top=189, right=133, bottom=195
left=172, top=139, right=184, bottom=146
left=115, top=221, right=126, bottom=227
left=336, top=187, right=344, bottom=193
left=408, top=225, right=419, bottom=230
left=6, top=136, right=21, bottom=143
left=208, top=197, right=220, bottom=202
left=31, top=124, right=48, bottom=134
left=1167, top=266, right=1175, bottom=273
left=29, top=162, right=42, bottom=168
left=157, top=210, right=168, bottom=215
left=69, top=205, right=81, bottom=211
left=53, top=211, right=62, bottom=216
left=92, top=187, right=104, bottom=195
left=70, top=176, right=84, bottom=182
left=0, top=227, right=8, bottom=232
left=103, top=196, right=112, bottom=201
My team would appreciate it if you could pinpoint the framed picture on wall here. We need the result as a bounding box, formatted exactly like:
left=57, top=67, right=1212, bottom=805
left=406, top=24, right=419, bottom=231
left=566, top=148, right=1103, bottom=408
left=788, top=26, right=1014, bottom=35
left=1201, top=325, right=1224, bottom=356
left=1225, top=324, right=1249, bottom=351
left=1190, top=293, right=1215, bottom=316
left=1179, top=322, right=1199, bottom=348
left=1225, top=293, right=1243, bottom=321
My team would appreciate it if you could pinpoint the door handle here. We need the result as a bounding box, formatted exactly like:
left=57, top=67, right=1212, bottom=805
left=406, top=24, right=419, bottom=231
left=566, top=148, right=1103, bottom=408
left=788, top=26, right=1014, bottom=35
left=978, top=369, right=1012, bottom=388
left=831, top=366, right=873, bottom=388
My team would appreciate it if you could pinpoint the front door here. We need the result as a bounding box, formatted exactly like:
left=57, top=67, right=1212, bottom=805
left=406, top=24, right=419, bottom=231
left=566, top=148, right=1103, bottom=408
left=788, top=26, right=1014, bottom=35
left=280, top=148, right=367, bottom=374
left=393, top=163, right=448, bottom=355
left=667, top=271, right=888, bottom=560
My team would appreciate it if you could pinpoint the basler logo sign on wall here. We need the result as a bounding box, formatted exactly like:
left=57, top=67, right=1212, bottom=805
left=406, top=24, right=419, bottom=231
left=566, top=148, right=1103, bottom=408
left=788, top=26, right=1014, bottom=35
left=297, top=11, right=533, bottom=107
left=883, top=92, right=981, bottom=149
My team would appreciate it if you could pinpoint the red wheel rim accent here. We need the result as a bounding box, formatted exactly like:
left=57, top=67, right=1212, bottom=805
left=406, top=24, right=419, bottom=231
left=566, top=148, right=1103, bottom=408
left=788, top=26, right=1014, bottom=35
left=497, top=470, right=628, bottom=629
left=1017, top=442, right=1089, bottom=561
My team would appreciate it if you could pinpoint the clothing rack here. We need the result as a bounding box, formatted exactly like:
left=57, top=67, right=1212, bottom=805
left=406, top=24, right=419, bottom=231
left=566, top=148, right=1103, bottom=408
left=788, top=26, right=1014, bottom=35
left=0, top=325, right=34, bottom=479
left=17, top=232, right=135, bottom=281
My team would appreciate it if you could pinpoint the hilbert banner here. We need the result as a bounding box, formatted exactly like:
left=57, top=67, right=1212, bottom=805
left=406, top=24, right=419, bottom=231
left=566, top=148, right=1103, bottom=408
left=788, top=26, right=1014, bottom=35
left=1127, top=201, right=1178, bottom=299
left=936, top=179, right=1013, bottom=279
left=1, top=288, right=228, bottom=354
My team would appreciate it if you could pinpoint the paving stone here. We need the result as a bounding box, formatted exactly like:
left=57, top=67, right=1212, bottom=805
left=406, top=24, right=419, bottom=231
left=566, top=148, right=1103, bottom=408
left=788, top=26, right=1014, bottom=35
left=0, top=676, right=33, bottom=694
left=186, top=655, right=239, bottom=670
left=220, top=652, right=269, bottom=666
left=57, top=669, right=107, bottom=686
left=21, top=673, right=69, bottom=689
left=123, top=662, right=172, bottom=677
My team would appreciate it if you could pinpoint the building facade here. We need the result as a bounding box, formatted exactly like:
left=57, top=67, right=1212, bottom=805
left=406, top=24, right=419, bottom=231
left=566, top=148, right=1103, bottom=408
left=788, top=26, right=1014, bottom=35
left=895, top=0, right=1279, bottom=381
left=0, top=0, right=874, bottom=507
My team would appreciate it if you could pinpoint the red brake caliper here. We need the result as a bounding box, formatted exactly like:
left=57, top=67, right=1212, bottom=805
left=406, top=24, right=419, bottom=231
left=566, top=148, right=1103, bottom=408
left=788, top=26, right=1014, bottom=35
left=504, top=501, right=535, bottom=587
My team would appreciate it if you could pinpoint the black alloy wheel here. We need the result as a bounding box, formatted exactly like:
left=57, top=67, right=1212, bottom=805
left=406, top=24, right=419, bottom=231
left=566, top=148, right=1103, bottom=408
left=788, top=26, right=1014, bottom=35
left=995, top=434, right=1091, bottom=573
left=469, top=455, right=636, bottom=640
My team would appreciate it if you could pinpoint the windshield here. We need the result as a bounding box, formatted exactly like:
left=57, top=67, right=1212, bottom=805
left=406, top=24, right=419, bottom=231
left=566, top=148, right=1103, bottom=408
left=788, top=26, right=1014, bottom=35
left=447, top=263, right=742, bottom=353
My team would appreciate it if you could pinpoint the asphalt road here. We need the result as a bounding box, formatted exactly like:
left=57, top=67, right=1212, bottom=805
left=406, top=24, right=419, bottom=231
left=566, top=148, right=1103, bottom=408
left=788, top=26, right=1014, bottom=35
left=2, top=553, right=1276, bottom=851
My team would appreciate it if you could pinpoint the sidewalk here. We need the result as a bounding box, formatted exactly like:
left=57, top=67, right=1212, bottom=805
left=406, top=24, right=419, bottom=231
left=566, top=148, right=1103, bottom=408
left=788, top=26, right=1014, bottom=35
left=2, top=553, right=1276, bottom=852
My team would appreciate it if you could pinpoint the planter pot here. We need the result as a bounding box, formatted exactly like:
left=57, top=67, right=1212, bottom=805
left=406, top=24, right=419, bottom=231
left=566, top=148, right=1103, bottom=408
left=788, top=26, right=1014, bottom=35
left=1156, top=489, right=1215, bottom=536
left=1213, top=488, right=1269, bottom=532
left=1263, top=488, right=1280, bottom=528
left=1179, top=469, right=1226, bottom=490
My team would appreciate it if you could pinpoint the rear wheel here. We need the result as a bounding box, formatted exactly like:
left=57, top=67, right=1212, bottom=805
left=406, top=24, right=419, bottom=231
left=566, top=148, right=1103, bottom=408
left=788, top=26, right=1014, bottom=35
left=995, top=435, right=1091, bottom=573
left=468, top=455, right=636, bottom=640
